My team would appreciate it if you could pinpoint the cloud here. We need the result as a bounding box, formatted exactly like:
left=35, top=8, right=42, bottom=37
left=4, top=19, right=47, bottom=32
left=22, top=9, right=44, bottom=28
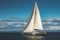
left=47, top=19, right=54, bottom=21
left=45, top=26, right=60, bottom=30
left=15, top=25, right=22, bottom=27
left=0, top=18, right=60, bottom=32
left=0, top=26, right=6, bottom=28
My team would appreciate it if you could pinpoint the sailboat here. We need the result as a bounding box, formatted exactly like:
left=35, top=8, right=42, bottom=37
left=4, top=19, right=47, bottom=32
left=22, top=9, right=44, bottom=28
left=22, top=2, right=46, bottom=36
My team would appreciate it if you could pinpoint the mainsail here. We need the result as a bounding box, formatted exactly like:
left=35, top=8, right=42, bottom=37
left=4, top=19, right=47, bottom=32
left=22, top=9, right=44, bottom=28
left=23, top=2, right=43, bottom=33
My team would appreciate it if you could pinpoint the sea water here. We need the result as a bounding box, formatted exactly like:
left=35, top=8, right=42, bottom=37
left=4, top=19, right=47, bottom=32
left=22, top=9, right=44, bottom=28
left=0, top=32, right=60, bottom=40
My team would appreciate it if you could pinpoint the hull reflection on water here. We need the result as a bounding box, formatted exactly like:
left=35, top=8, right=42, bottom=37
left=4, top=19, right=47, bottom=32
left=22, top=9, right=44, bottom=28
left=22, top=35, right=45, bottom=40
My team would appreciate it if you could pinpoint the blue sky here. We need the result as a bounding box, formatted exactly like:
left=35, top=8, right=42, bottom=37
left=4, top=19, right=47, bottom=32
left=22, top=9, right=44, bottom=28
left=0, top=0, right=60, bottom=20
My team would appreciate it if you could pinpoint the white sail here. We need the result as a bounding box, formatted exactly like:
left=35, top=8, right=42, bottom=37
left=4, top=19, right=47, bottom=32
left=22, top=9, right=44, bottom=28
left=23, top=4, right=35, bottom=32
left=33, top=2, right=43, bottom=30
left=23, top=2, right=43, bottom=33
